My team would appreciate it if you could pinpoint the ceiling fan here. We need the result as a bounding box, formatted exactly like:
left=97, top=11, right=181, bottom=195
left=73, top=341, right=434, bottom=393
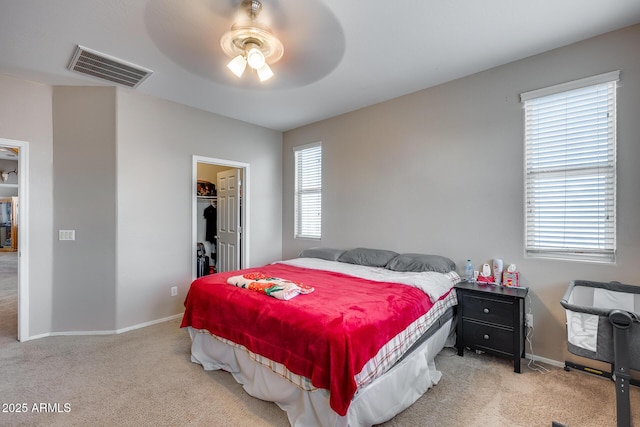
left=220, top=0, right=284, bottom=82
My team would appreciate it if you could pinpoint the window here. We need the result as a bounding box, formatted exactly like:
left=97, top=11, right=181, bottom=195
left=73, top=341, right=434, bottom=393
left=521, top=71, right=618, bottom=262
left=294, top=142, right=322, bottom=239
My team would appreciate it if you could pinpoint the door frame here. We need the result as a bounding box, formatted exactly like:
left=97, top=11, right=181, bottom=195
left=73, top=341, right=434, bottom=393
left=192, top=155, right=249, bottom=278
left=0, top=137, right=29, bottom=342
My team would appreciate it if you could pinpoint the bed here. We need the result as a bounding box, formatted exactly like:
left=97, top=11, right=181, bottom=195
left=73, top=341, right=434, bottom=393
left=181, top=248, right=461, bottom=426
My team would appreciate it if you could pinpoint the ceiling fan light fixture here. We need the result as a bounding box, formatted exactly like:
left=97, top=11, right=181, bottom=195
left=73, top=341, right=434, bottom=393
left=227, top=54, right=248, bottom=77
left=257, top=63, right=274, bottom=82
left=220, top=0, right=283, bottom=82
left=246, top=45, right=265, bottom=70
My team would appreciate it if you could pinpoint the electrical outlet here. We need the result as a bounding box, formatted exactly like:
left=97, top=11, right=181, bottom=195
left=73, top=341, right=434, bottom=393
left=171, top=286, right=178, bottom=297
left=525, top=313, right=533, bottom=328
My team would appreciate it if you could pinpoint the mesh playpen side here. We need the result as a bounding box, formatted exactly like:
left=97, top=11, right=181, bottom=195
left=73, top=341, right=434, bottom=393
left=561, top=280, right=640, bottom=427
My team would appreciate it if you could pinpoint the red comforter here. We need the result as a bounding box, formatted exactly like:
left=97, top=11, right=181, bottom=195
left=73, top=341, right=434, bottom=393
left=181, top=263, right=447, bottom=416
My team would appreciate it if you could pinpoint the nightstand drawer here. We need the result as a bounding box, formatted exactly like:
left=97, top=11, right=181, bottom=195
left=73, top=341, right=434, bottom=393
left=461, top=294, right=515, bottom=327
left=462, top=320, right=514, bottom=355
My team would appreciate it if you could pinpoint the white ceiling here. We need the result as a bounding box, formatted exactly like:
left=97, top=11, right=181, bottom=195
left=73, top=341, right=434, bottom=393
left=2, top=0, right=640, bottom=132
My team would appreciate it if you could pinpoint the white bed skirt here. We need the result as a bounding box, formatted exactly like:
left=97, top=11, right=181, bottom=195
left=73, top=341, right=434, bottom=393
left=187, top=318, right=454, bottom=427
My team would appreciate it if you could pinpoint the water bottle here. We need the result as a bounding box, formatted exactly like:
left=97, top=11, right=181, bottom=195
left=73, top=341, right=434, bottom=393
left=465, top=259, right=473, bottom=282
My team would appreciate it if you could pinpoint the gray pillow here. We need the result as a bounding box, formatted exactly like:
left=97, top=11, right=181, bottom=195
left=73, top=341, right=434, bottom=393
left=337, top=248, right=399, bottom=267
left=298, top=247, right=346, bottom=261
left=386, top=253, right=456, bottom=273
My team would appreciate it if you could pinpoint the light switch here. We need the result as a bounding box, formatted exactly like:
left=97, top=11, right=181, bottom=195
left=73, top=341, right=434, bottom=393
left=59, top=230, right=75, bottom=241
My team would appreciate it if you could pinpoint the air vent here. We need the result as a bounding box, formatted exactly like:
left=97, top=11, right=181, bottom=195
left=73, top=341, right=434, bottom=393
left=68, top=45, right=153, bottom=88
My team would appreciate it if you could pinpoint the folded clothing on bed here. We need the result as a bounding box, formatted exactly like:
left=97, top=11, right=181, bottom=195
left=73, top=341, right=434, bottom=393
left=227, top=272, right=315, bottom=300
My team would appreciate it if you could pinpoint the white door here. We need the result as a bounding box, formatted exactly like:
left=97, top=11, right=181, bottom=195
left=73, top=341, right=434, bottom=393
left=216, top=169, right=241, bottom=272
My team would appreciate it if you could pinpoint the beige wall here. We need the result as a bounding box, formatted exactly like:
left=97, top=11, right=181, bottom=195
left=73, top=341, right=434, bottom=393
left=283, top=24, right=640, bottom=364
left=115, top=90, right=283, bottom=329
left=0, top=74, right=54, bottom=337
left=52, top=86, right=118, bottom=331
left=0, top=75, right=283, bottom=337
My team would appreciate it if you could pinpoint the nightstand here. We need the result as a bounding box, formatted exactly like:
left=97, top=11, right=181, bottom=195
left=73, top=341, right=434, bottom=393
left=455, top=281, right=528, bottom=373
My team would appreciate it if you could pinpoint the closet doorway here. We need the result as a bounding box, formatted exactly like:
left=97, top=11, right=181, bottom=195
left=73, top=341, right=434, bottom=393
left=192, top=156, right=249, bottom=278
left=0, top=138, right=28, bottom=342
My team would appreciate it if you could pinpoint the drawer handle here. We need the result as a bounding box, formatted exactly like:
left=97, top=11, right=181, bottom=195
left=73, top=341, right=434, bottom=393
left=483, top=334, right=490, bottom=340
left=483, top=308, right=490, bottom=314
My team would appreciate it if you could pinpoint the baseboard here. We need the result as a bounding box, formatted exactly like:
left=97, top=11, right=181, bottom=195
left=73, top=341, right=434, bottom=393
left=525, top=353, right=565, bottom=368
left=25, top=332, right=55, bottom=341
left=25, top=313, right=184, bottom=340
left=115, top=313, right=184, bottom=334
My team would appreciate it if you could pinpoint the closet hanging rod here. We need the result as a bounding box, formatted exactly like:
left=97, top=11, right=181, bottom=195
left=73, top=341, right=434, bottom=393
left=197, top=195, right=217, bottom=200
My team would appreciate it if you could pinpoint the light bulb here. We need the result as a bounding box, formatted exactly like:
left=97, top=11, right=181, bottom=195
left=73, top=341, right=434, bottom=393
left=257, top=63, right=274, bottom=81
left=246, top=47, right=265, bottom=69
left=227, top=55, right=247, bottom=78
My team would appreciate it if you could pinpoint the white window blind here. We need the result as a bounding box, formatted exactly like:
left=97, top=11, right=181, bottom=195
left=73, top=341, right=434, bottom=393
left=294, top=142, right=322, bottom=239
left=521, top=72, right=618, bottom=262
